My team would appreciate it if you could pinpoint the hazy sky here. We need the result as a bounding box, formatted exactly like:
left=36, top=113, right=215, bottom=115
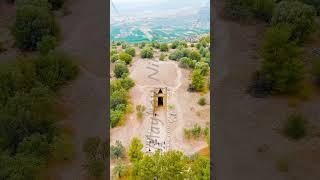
left=111, top=0, right=209, bottom=18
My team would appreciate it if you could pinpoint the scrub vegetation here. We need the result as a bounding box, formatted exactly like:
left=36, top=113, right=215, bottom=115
left=0, top=1, right=79, bottom=179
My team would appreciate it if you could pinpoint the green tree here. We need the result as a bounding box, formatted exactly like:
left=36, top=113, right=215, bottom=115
left=114, top=62, right=129, bottom=78
left=0, top=153, right=45, bottom=180
left=17, top=133, right=50, bottom=159
left=189, top=50, right=201, bottom=61
left=37, top=35, right=57, bottom=54
left=252, top=0, right=275, bottom=21
left=12, top=1, right=59, bottom=50
left=189, top=155, right=210, bottom=179
left=112, top=162, right=129, bottom=179
left=111, top=54, right=119, bottom=63
left=272, top=0, right=316, bottom=42
left=151, top=41, right=160, bottom=49
left=191, top=69, right=206, bottom=91
left=118, top=52, right=132, bottom=64
left=141, top=47, right=154, bottom=58
left=134, top=150, right=188, bottom=179
left=169, top=49, right=184, bottom=61
left=128, top=137, right=143, bottom=163
left=110, top=110, right=124, bottom=128
left=111, top=49, right=117, bottom=56
left=260, top=24, right=305, bottom=93
left=159, top=53, right=166, bottom=61
left=110, top=140, right=125, bottom=159
left=35, top=51, right=79, bottom=91
left=198, top=97, right=207, bottom=106
left=195, top=61, right=210, bottom=76
left=125, top=47, right=136, bottom=57
left=180, top=57, right=196, bottom=69
left=110, top=88, right=128, bottom=111
left=160, top=43, right=169, bottom=52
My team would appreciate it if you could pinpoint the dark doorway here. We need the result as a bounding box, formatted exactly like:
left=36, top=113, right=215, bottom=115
left=158, top=97, right=163, bottom=106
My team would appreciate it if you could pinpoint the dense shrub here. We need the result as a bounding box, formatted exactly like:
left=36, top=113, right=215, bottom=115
left=171, top=40, right=187, bottom=49
left=184, top=124, right=202, bottom=139
left=188, top=155, right=210, bottom=179
left=136, top=104, right=146, bottom=119
left=300, top=0, right=320, bottom=15
left=110, top=88, right=128, bottom=111
left=141, top=47, right=154, bottom=58
left=195, top=62, right=210, bottom=76
left=17, top=133, right=50, bottom=159
left=272, top=0, right=316, bottom=42
left=122, top=43, right=128, bottom=49
left=133, top=150, right=189, bottom=179
left=189, top=50, right=201, bottom=61
left=191, top=69, right=206, bottom=92
left=159, top=53, right=166, bottom=61
left=118, top=52, right=132, bottom=64
left=180, top=57, right=196, bottom=68
left=198, top=97, right=207, bottom=106
left=35, top=51, right=79, bottom=91
left=12, top=1, right=59, bottom=50
left=0, top=51, right=78, bottom=179
left=114, top=62, right=129, bottom=78
left=37, top=35, right=57, bottom=54
left=111, top=54, right=119, bottom=63
left=0, top=152, right=46, bottom=180
left=111, top=49, right=117, bottom=56
left=151, top=41, right=160, bottom=49
left=199, top=47, right=209, bottom=57
left=139, top=42, right=146, bottom=49
left=160, top=43, right=169, bottom=52
left=125, top=47, right=136, bottom=57
left=128, top=137, right=143, bottom=163
left=252, top=0, right=275, bottom=21
left=169, top=49, right=184, bottom=61
left=259, top=24, right=304, bottom=94
left=111, top=110, right=124, bottom=128
left=113, top=162, right=129, bottom=179
left=110, top=75, right=134, bottom=128
left=283, top=112, right=307, bottom=140
left=110, top=140, right=126, bottom=159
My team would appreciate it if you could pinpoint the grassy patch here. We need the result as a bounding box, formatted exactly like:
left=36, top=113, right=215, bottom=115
left=136, top=105, right=146, bottom=120
left=198, top=97, right=207, bottom=106
left=283, top=112, right=307, bottom=140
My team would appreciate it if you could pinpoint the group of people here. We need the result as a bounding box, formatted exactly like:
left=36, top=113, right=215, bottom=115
left=146, top=138, right=166, bottom=153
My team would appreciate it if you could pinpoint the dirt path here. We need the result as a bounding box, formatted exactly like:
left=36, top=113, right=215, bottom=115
left=49, top=0, right=107, bottom=179
left=213, top=1, right=320, bottom=179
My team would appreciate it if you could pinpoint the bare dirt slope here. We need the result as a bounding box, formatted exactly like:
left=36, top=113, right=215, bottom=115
left=214, top=1, right=320, bottom=180
left=49, top=0, right=107, bottom=179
